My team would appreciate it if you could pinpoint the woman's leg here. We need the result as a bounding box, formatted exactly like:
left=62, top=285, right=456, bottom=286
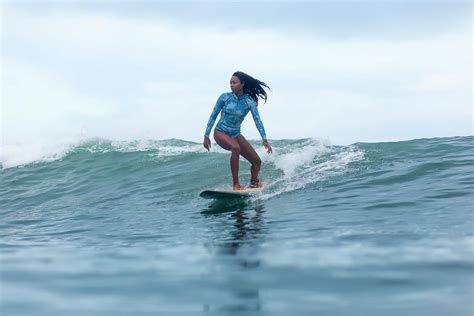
left=214, top=130, right=244, bottom=189
left=236, top=135, right=262, bottom=186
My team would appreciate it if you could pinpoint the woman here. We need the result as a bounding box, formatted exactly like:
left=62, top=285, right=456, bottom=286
left=203, top=71, right=273, bottom=191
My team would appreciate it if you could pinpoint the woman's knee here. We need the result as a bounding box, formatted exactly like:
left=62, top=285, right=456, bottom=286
left=253, top=157, right=261, bottom=167
left=231, top=144, right=241, bottom=155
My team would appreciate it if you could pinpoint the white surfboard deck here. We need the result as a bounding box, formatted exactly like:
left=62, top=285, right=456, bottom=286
left=200, top=187, right=264, bottom=199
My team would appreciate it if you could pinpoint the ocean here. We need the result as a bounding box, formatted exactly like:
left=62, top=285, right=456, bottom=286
left=1, top=136, right=473, bottom=315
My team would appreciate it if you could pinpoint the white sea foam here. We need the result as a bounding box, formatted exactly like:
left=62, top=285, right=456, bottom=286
left=254, top=139, right=365, bottom=200
left=271, top=138, right=330, bottom=178
left=0, top=140, right=79, bottom=169
left=0, top=138, right=212, bottom=169
left=83, top=139, right=205, bottom=157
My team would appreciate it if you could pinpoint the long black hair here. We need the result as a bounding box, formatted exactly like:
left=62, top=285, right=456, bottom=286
left=233, top=71, right=271, bottom=105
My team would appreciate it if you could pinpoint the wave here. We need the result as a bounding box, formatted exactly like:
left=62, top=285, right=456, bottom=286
left=1, top=136, right=472, bottom=204
left=0, top=138, right=203, bottom=169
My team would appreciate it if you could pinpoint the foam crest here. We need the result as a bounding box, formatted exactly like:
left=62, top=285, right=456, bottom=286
left=255, top=140, right=365, bottom=200
left=271, top=138, right=330, bottom=178
left=1, top=141, right=78, bottom=169
left=0, top=138, right=210, bottom=169
left=82, top=139, right=205, bottom=158
left=155, top=144, right=206, bottom=159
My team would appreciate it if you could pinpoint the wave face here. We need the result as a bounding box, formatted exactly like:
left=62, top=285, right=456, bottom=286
left=1, top=136, right=473, bottom=315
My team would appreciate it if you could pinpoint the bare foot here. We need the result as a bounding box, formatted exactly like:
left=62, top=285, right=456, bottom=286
left=233, top=184, right=247, bottom=191
left=249, top=179, right=263, bottom=188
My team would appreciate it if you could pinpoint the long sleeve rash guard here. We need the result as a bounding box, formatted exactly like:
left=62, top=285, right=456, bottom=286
left=204, top=92, right=267, bottom=140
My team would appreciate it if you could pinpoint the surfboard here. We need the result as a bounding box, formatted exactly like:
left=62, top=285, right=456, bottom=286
left=200, top=187, right=264, bottom=199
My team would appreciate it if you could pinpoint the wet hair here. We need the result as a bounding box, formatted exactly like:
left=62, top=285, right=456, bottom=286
left=232, top=71, right=271, bottom=105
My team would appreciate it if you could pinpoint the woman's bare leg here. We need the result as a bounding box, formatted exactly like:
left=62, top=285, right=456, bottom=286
left=214, top=130, right=245, bottom=190
left=236, top=135, right=262, bottom=186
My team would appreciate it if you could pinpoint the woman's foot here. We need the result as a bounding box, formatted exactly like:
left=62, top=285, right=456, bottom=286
left=233, top=184, right=247, bottom=191
left=249, top=179, right=262, bottom=188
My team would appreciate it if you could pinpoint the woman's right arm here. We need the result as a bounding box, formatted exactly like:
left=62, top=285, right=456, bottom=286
left=204, top=93, right=225, bottom=138
left=203, top=93, right=225, bottom=151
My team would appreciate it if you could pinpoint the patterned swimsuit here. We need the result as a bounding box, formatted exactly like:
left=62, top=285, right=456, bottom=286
left=204, top=92, right=267, bottom=140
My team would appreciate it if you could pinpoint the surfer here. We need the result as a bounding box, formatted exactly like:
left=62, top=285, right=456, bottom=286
left=203, top=71, right=273, bottom=191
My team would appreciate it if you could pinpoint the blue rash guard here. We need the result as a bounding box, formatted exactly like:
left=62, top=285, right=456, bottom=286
left=204, top=92, right=267, bottom=140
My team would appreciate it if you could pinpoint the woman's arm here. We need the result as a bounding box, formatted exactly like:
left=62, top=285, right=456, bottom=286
left=249, top=101, right=272, bottom=154
left=204, top=93, right=225, bottom=138
left=249, top=101, right=267, bottom=141
left=203, top=93, right=226, bottom=151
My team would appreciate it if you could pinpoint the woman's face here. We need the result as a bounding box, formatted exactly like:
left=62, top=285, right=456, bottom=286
left=230, top=76, right=244, bottom=94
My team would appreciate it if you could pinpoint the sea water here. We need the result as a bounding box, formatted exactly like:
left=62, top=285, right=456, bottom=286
left=1, top=136, right=473, bottom=315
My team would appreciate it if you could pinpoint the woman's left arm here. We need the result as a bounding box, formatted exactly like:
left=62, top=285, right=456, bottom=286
left=249, top=101, right=267, bottom=140
left=249, top=101, right=272, bottom=154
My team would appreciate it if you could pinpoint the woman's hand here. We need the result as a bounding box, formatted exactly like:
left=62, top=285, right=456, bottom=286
left=263, top=139, right=273, bottom=154
left=203, top=137, right=211, bottom=151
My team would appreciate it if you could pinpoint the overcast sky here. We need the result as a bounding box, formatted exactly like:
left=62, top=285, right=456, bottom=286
left=1, top=0, right=472, bottom=146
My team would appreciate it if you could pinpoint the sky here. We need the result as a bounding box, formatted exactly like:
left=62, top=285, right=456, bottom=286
left=1, top=0, right=472, bottom=148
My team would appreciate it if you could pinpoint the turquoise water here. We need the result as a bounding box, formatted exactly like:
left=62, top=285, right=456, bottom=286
left=1, top=136, right=473, bottom=315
